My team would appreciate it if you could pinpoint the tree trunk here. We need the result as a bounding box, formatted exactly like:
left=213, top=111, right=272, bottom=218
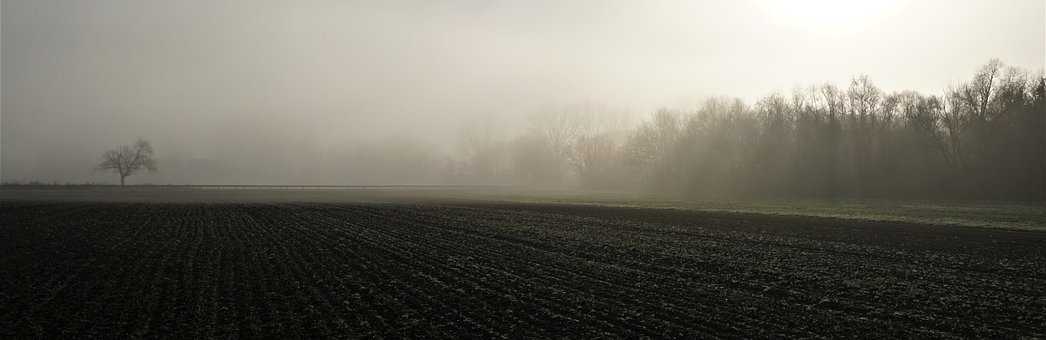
left=120, top=175, right=126, bottom=187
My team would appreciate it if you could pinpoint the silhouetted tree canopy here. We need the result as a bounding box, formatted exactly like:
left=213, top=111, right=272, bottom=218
left=453, top=59, right=1046, bottom=201
left=97, top=138, right=158, bottom=186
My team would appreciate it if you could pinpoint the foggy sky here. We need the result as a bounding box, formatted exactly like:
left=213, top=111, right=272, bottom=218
left=2, top=0, right=1044, bottom=184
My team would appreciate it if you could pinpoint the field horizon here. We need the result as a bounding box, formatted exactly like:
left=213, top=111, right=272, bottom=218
left=3, top=188, right=1045, bottom=337
left=4, top=186, right=1044, bottom=231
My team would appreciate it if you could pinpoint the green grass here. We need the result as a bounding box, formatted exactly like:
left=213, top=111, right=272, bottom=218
left=434, top=189, right=1046, bottom=231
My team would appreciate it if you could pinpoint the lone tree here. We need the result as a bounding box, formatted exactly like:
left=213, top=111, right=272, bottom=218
left=97, top=138, right=158, bottom=186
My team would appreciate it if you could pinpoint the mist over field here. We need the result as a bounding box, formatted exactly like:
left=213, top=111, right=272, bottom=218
left=6, top=2, right=1046, bottom=338
left=2, top=0, right=1044, bottom=197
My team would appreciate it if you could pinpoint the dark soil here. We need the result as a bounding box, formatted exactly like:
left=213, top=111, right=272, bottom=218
left=2, top=201, right=1044, bottom=338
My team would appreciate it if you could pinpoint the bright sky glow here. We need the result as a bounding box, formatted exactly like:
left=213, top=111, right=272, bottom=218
left=758, top=0, right=903, bottom=37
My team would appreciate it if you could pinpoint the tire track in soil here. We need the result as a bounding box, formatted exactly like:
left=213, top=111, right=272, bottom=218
left=258, top=204, right=509, bottom=338
left=330, top=213, right=660, bottom=337
left=299, top=204, right=774, bottom=338
left=357, top=205, right=824, bottom=337
left=259, top=204, right=564, bottom=336
left=246, top=202, right=456, bottom=336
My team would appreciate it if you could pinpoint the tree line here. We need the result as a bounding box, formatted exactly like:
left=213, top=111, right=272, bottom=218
left=451, top=60, right=1046, bottom=201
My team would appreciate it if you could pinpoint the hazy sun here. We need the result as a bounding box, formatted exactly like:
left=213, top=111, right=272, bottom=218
left=758, top=0, right=900, bottom=36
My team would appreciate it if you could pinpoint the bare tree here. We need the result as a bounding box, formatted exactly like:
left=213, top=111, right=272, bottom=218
left=97, top=138, right=158, bottom=186
left=572, top=134, right=619, bottom=188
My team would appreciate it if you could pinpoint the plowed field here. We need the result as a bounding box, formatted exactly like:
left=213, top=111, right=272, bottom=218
left=2, top=200, right=1044, bottom=338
